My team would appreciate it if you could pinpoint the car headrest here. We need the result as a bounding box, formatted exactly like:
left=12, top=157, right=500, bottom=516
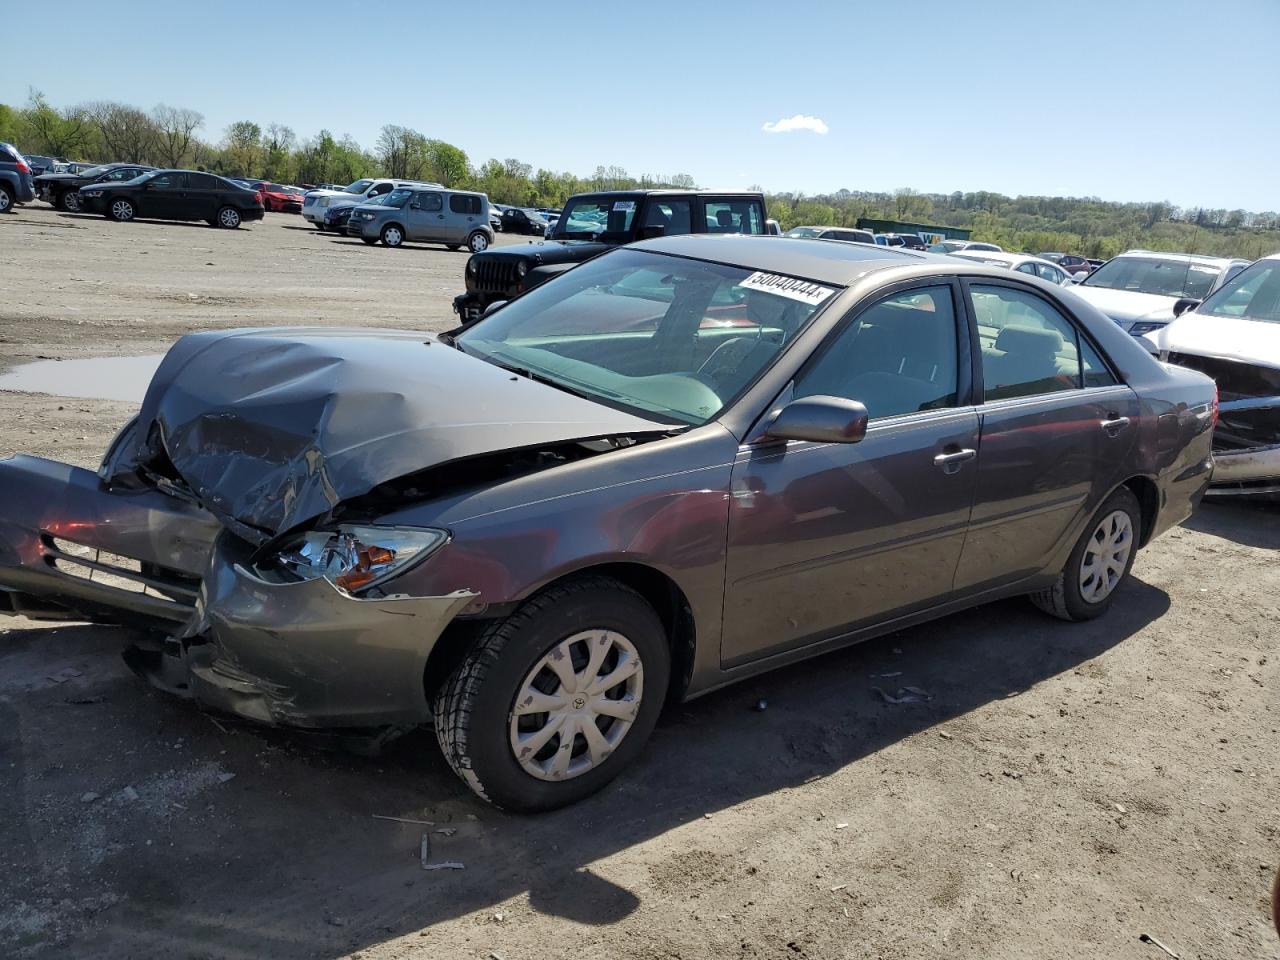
left=994, top=324, right=1063, bottom=356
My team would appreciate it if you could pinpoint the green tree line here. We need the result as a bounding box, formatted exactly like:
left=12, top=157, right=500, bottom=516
left=3, top=92, right=1276, bottom=260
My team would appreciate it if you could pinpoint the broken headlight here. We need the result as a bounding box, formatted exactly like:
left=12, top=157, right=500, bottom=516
left=268, top=525, right=448, bottom=593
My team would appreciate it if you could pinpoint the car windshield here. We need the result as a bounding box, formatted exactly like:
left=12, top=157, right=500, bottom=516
left=552, top=197, right=636, bottom=239
left=343, top=179, right=375, bottom=194
left=381, top=188, right=413, bottom=208
left=78, top=165, right=112, bottom=178
left=456, top=248, right=840, bottom=425
left=1197, top=260, right=1280, bottom=324
left=928, top=241, right=963, bottom=253
left=786, top=227, right=824, bottom=239
left=952, top=253, right=1011, bottom=268
left=1081, top=256, right=1221, bottom=299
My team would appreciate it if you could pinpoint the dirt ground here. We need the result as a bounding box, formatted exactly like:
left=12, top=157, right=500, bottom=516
left=0, top=205, right=1277, bottom=960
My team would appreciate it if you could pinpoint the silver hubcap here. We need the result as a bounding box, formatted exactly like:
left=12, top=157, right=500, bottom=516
left=0, top=191, right=10, bottom=212
left=509, top=630, right=643, bottom=782
left=220, top=208, right=239, bottom=227
left=112, top=200, right=132, bottom=220
left=385, top=227, right=401, bottom=245
left=65, top=193, right=80, bottom=211
left=1079, top=509, right=1133, bottom=603
left=470, top=234, right=488, bottom=252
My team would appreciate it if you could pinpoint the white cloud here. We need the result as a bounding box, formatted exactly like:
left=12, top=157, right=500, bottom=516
left=761, top=114, right=829, bottom=135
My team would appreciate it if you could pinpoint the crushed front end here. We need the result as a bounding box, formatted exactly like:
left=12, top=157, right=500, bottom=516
left=0, top=453, right=475, bottom=731
left=1167, top=351, right=1280, bottom=496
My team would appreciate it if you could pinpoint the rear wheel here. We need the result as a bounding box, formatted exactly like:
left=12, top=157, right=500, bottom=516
left=380, top=224, right=404, bottom=247
left=1030, top=486, right=1140, bottom=621
left=59, top=191, right=81, bottom=213
left=108, top=198, right=135, bottom=222
left=467, top=231, right=490, bottom=253
left=0, top=185, right=12, bottom=214
left=361, top=237, right=377, bottom=246
left=315, top=223, right=326, bottom=231
left=216, top=206, right=242, bottom=229
left=434, top=577, right=670, bottom=812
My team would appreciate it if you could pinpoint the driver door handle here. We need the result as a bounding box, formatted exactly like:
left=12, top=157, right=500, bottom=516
left=933, top=447, right=977, bottom=474
left=1101, top=415, right=1130, bottom=434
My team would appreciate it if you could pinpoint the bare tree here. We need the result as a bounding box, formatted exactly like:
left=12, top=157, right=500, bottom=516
left=152, top=104, right=204, bottom=167
left=83, top=101, right=159, bottom=163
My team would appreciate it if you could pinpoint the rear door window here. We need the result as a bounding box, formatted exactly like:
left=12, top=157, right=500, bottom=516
left=702, top=199, right=765, bottom=234
left=642, top=198, right=693, bottom=235
left=970, top=284, right=1120, bottom=400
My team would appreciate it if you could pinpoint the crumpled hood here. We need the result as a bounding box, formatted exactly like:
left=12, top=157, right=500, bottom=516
left=1153, top=311, right=1280, bottom=368
left=1071, top=285, right=1177, bottom=325
left=114, top=328, right=668, bottom=543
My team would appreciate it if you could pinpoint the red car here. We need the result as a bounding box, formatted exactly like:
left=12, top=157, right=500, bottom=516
left=260, top=183, right=304, bottom=213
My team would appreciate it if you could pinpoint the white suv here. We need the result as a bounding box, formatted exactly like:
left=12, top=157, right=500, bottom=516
left=302, top=178, right=442, bottom=229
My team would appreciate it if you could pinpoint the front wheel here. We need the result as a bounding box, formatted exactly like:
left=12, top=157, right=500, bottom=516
left=380, top=224, right=404, bottom=247
left=59, top=191, right=81, bottom=213
left=434, top=577, right=670, bottom=812
left=1030, top=486, right=1140, bottom=621
left=467, top=230, right=490, bottom=253
left=108, top=198, right=134, bottom=222
left=216, top=206, right=242, bottom=229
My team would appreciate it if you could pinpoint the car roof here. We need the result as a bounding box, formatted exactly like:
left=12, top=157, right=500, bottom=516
left=635, top=234, right=943, bottom=285
left=950, top=250, right=1054, bottom=268
left=1115, top=249, right=1241, bottom=267
left=569, top=190, right=763, bottom=198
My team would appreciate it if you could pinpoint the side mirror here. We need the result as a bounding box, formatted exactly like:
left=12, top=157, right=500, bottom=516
left=482, top=300, right=507, bottom=317
left=762, top=396, right=869, bottom=444
left=409, top=202, right=421, bottom=210
left=638, top=224, right=665, bottom=240
left=1172, top=297, right=1200, bottom=318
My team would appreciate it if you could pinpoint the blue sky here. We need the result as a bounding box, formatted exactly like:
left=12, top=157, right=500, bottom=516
left=4, top=0, right=1278, bottom=211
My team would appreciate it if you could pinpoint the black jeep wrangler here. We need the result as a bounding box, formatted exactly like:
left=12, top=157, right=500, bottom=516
left=452, top=190, right=768, bottom=322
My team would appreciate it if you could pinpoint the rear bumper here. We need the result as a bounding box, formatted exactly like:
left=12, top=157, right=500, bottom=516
left=0, top=455, right=477, bottom=729
left=241, top=206, right=265, bottom=222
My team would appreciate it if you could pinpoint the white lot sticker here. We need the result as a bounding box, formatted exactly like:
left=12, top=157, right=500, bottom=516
left=612, top=200, right=636, bottom=212
left=739, top=271, right=835, bottom=305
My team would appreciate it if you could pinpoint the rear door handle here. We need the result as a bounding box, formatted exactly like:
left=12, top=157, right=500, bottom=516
left=1101, top=416, right=1130, bottom=434
left=933, top=448, right=977, bottom=474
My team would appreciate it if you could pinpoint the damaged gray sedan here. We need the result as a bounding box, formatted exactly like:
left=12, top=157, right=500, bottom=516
left=0, top=237, right=1217, bottom=811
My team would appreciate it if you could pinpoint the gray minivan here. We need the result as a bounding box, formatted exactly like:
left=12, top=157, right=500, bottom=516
left=347, top=186, right=494, bottom=252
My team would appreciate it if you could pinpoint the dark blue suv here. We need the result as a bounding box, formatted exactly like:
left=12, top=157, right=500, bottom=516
left=0, top=142, right=36, bottom=213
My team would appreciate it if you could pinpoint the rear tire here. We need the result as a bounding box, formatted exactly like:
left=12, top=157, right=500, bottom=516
left=216, top=205, right=242, bottom=229
left=434, top=576, right=670, bottom=812
left=361, top=237, right=377, bottom=246
left=1030, top=486, right=1141, bottom=622
left=0, top=185, right=12, bottom=214
left=467, top=231, right=490, bottom=253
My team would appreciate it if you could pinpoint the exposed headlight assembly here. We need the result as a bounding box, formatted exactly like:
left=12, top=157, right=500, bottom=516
left=516, top=261, right=529, bottom=278
left=266, top=525, right=448, bottom=593
left=82, top=190, right=102, bottom=198
left=1128, top=321, right=1166, bottom=337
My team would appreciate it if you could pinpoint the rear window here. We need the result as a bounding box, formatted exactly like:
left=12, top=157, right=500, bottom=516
left=449, top=194, right=482, bottom=215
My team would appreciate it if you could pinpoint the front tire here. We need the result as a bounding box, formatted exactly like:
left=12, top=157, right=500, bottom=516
left=315, top=223, right=326, bottom=231
left=380, top=224, right=404, bottom=247
left=108, top=198, right=134, bottom=222
left=434, top=577, right=670, bottom=812
left=59, top=191, right=81, bottom=213
left=216, top=205, right=242, bottom=229
left=1030, top=486, right=1140, bottom=621
left=361, top=237, right=376, bottom=246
